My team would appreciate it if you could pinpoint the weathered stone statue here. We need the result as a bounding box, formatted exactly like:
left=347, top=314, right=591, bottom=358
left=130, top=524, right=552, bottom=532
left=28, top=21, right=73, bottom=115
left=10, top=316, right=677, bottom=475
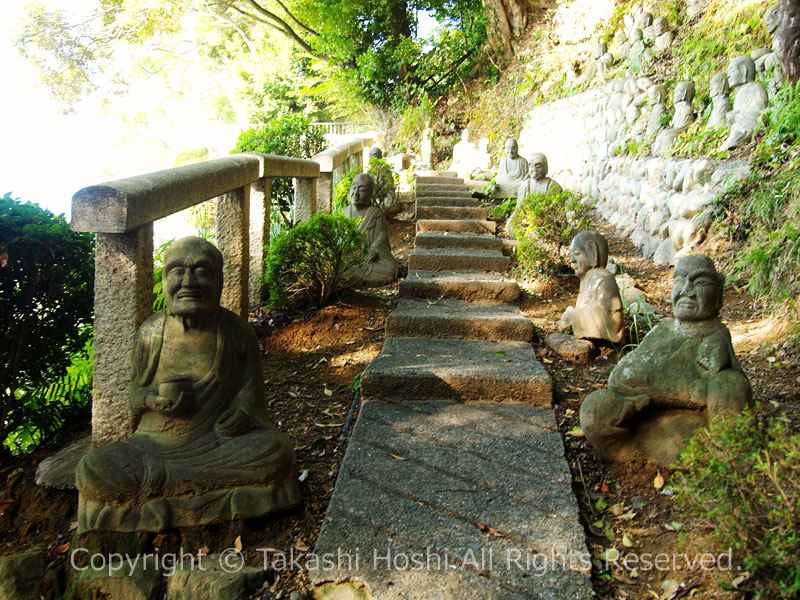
left=557, top=231, right=624, bottom=343
left=344, top=174, right=399, bottom=287
left=653, top=81, right=695, bottom=155
left=495, top=138, right=529, bottom=198
left=705, top=71, right=733, bottom=131
left=721, top=56, right=768, bottom=150
left=645, top=84, right=668, bottom=136
left=687, top=0, right=708, bottom=18
left=507, top=153, right=562, bottom=238
left=368, top=146, right=383, bottom=160
left=755, top=5, right=783, bottom=97
left=594, top=41, right=614, bottom=75
left=580, top=255, right=752, bottom=465
left=653, top=16, right=674, bottom=52
left=76, top=237, right=300, bottom=532
left=681, top=158, right=716, bottom=193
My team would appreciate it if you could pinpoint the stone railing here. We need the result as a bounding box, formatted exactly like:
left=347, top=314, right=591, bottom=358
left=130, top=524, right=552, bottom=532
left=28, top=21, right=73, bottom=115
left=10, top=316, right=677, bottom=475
left=310, top=121, right=371, bottom=135
left=72, top=134, right=375, bottom=446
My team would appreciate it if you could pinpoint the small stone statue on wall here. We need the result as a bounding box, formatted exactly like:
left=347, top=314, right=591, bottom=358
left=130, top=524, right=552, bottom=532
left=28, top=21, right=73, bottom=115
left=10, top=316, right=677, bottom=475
left=645, top=84, right=668, bottom=137
left=653, top=81, right=695, bottom=155
left=705, top=71, right=733, bottom=131
left=652, top=17, right=674, bottom=53
left=76, top=237, right=301, bottom=532
left=545, top=231, right=624, bottom=362
left=720, top=56, right=768, bottom=150
left=345, top=174, right=399, bottom=287
left=580, top=255, right=752, bottom=465
left=495, top=137, right=529, bottom=198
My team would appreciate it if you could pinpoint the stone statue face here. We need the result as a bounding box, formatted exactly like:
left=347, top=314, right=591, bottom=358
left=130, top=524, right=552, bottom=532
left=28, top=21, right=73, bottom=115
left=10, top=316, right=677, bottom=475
left=671, top=255, right=723, bottom=322
left=461, top=128, right=470, bottom=142
left=765, top=4, right=780, bottom=35
left=570, top=231, right=608, bottom=277
left=164, top=237, right=223, bottom=319
left=505, top=138, right=519, bottom=159
left=530, top=154, right=548, bottom=180
left=569, top=241, right=593, bottom=278
left=653, top=16, right=668, bottom=36
left=710, top=72, right=730, bottom=96
left=674, top=81, right=695, bottom=104
left=636, top=12, right=653, bottom=28
left=727, top=56, right=755, bottom=87
left=649, top=84, right=666, bottom=104
left=349, top=174, right=374, bottom=208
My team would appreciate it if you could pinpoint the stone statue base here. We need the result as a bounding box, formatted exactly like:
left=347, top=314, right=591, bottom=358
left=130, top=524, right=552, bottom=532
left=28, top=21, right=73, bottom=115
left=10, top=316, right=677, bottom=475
left=544, top=332, right=596, bottom=363
left=79, top=478, right=301, bottom=533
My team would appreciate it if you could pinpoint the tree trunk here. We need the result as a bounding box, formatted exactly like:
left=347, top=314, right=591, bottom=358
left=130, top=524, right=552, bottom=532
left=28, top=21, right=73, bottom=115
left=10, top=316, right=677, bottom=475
left=776, top=0, right=800, bottom=85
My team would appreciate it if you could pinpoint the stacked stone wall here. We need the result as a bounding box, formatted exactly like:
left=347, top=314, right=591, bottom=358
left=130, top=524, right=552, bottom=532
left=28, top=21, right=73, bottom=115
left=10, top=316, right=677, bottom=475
left=517, top=87, right=750, bottom=265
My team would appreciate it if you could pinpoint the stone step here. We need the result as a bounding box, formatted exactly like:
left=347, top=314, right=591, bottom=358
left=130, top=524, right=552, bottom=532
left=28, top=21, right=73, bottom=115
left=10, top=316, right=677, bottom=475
left=416, top=187, right=473, bottom=198
left=416, top=175, right=464, bottom=185
left=416, top=196, right=482, bottom=208
left=416, top=205, right=488, bottom=220
left=386, top=299, right=533, bottom=343
left=361, top=337, right=553, bottom=405
left=309, top=401, right=592, bottom=599
left=400, top=271, right=520, bottom=303
left=415, top=232, right=502, bottom=251
left=415, top=170, right=458, bottom=178
left=417, top=219, right=496, bottom=235
left=408, top=247, right=510, bottom=272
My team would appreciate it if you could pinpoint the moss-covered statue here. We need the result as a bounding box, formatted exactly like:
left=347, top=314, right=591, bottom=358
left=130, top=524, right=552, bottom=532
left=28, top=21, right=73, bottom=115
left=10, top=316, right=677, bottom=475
left=76, top=237, right=300, bottom=532
left=580, top=255, right=752, bottom=466
left=344, top=173, right=398, bottom=287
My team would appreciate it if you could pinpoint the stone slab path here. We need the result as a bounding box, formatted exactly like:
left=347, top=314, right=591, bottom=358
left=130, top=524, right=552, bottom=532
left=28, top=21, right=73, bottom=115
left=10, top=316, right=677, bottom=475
left=310, top=172, right=592, bottom=599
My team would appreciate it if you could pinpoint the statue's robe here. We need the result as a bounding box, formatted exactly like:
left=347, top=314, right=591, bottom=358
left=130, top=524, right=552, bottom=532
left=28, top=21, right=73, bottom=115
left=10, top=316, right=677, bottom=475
left=495, top=155, right=529, bottom=198
left=76, top=308, right=300, bottom=532
left=721, top=82, right=768, bottom=150
left=345, top=204, right=399, bottom=287
left=569, top=267, right=624, bottom=343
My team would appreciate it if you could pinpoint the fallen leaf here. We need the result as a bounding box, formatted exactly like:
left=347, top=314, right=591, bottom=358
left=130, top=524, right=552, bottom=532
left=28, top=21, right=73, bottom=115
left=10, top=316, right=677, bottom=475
left=597, top=547, right=619, bottom=562
left=55, top=542, right=71, bottom=554
left=198, top=546, right=210, bottom=556
left=622, top=534, right=633, bottom=547
left=323, top=387, right=333, bottom=397
left=390, top=454, right=408, bottom=460
left=314, top=422, right=344, bottom=428
left=493, top=351, right=507, bottom=356
left=234, top=536, right=243, bottom=551
left=476, top=522, right=503, bottom=537
left=567, top=429, right=585, bottom=437
left=659, top=579, right=680, bottom=600
left=294, top=539, right=309, bottom=552
left=600, top=481, right=610, bottom=494
left=611, top=503, right=624, bottom=516
left=653, top=472, right=665, bottom=490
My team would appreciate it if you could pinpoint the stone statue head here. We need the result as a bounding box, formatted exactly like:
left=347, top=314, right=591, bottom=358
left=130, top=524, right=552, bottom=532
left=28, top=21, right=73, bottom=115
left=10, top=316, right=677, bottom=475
left=765, top=4, right=780, bottom=35
left=163, top=237, right=223, bottom=320
left=727, top=55, right=756, bottom=87
left=505, top=138, right=519, bottom=159
left=368, top=146, right=383, bottom=160
left=710, top=71, right=730, bottom=96
left=529, top=153, right=549, bottom=180
left=649, top=84, right=667, bottom=104
left=653, top=16, right=668, bottom=36
left=594, top=42, right=608, bottom=58
left=673, top=81, right=696, bottom=104
left=570, top=231, right=609, bottom=277
left=671, top=255, right=724, bottom=322
left=349, top=173, right=374, bottom=208
left=461, top=128, right=471, bottom=142
left=631, top=28, right=644, bottom=42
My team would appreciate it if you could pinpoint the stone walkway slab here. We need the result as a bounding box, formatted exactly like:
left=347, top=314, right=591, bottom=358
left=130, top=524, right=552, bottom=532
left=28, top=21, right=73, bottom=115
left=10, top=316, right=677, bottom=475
left=417, top=219, right=497, bottom=235
left=361, top=337, right=552, bottom=405
left=415, top=232, right=503, bottom=251
left=416, top=196, right=482, bottom=207
left=408, top=247, right=509, bottom=272
left=309, top=401, right=593, bottom=599
left=416, top=206, right=488, bottom=220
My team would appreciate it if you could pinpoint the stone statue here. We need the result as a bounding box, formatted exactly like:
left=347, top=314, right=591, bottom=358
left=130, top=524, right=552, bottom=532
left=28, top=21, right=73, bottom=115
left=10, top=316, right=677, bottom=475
left=368, top=146, right=383, bottom=160
left=653, top=81, right=695, bottom=155
left=653, top=17, right=674, bottom=52
left=755, top=5, right=783, bottom=97
left=645, top=84, right=668, bottom=136
left=494, top=138, right=529, bottom=198
left=421, top=123, right=433, bottom=167
left=594, top=41, right=614, bottom=75
left=681, top=158, right=716, bottom=193
left=721, top=56, right=768, bottom=150
left=705, top=71, right=733, bottom=131
left=687, top=0, right=708, bottom=18
left=580, top=255, right=752, bottom=465
left=507, top=153, right=562, bottom=238
left=76, top=237, right=300, bottom=532
left=557, top=231, right=624, bottom=343
left=344, top=174, right=399, bottom=287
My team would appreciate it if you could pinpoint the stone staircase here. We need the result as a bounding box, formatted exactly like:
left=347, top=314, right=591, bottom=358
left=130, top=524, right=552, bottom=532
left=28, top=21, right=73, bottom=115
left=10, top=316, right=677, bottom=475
left=310, top=172, right=592, bottom=599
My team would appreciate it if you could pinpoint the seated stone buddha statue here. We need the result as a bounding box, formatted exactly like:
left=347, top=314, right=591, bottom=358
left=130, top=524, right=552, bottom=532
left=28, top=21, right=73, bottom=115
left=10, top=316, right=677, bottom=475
left=580, top=255, right=752, bottom=466
left=76, top=237, right=300, bottom=532
left=344, top=173, right=399, bottom=287
left=495, top=137, right=529, bottom=198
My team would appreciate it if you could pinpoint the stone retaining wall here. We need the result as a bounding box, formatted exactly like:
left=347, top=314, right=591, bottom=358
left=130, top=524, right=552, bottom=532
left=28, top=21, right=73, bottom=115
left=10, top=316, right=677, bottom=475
left=517, top=86, right=750, bottom=265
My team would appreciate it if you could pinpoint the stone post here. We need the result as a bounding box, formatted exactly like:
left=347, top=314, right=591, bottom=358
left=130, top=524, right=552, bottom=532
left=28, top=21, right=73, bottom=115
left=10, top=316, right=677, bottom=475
left=92, top=226, right=154, bottom=446
left=316, top=172, right=333, bottom=214
left=216, top=186, right=250, bottom=318
left=249, top=178, right=271, bottom=307
left=293, top=177, right=317, bottom=223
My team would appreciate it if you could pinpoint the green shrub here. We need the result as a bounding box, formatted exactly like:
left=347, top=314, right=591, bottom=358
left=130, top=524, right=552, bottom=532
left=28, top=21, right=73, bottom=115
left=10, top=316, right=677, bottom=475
left=264, top=213, right=366, bottom=308
left=332, top=168, right=361, bottom=214
left=511, top=191, right=591, bottom=278
left=0, top=194, right=94, bottom=455
left=232, top=113, right=326, bottom=223
left=488, top=196, right=516, bottom=221
left=673, top=406, right=800, bottom=598
left=367, top=157, right=397, bottom=214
